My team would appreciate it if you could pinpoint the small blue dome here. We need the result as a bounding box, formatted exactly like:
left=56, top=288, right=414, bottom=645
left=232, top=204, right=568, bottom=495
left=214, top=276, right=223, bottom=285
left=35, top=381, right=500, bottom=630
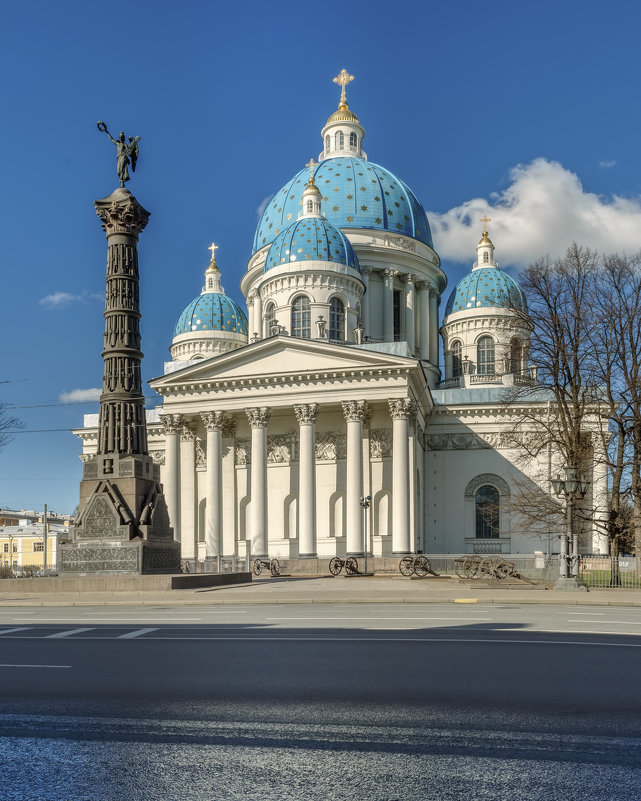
left=253, top=157, right=432, bottom=254
left=265, top=216, right=359, bottom=272
left=174, top=293, right=248, bottom=337
left=444, top=267, right=527, bottom=316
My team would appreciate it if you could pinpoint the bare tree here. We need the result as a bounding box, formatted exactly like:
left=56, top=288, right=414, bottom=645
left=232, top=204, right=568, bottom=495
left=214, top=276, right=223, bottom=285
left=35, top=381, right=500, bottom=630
left=0, top=402, right=23, bottom=452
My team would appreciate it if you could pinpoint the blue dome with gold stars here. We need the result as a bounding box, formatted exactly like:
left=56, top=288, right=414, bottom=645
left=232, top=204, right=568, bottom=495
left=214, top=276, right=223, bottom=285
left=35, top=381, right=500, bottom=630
left=265, top=216, right=359, bottom=272
left=174, top=293, right=248, bottom=337
left=444, top=267, right=527, bottom=316
left=253, top=157, right=432, bottom=254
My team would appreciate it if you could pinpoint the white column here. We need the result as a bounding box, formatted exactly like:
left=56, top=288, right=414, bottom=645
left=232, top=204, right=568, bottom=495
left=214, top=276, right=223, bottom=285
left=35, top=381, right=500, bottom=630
left=429, top=288, right=439, bottom=366
left=383, top=269, right=395, bottom=342
left=360, top=267, right=370, bottom=335
left=389, top=399, right=415, bottom=553
left=246, top=406, right=271, bottom=557
left=592, top=454, right=610, bottom=555
left=179, top=421, right=197, bottom=559
left=246, top=294, right=254, bottom=340
left=342, top=400, right=369, bottom=554
left=201, top=411, right=225, bottom=558
left=160, top=414, right=182, bottom=541
left=405, top=274, right=415, bottom=356
left=418, top=282, right=430, bottom=361
left=253, top=291, right=263, bottom=340
left=295, top=403, right=319, bottom=557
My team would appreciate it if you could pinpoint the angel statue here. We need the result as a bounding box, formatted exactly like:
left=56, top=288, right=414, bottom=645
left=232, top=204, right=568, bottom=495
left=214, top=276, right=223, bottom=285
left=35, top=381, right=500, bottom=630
left=97, top=121, right=141, bottom=187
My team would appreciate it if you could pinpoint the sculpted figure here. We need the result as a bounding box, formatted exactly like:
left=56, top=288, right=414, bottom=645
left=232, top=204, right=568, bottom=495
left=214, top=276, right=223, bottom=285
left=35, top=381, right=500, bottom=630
left=97, top=121, right=141, bottom=187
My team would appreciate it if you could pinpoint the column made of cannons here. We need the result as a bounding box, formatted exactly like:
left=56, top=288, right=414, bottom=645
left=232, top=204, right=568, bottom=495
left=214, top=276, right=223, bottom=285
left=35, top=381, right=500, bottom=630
left=246, top=407, right=271, bottom=557
left=294, top=403, right=319, bottom=557
left=342, top=400, right=369, bottom=555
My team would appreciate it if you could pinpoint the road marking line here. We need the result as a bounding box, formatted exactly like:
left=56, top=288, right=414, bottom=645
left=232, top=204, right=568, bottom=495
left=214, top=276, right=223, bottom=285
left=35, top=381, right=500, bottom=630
left=47, top=628, right=95, bottom=639
left=566, top=620, right=641, bottom=625
left=265, top=617, right=492, bottom=621
left=0, top=627, right=32, bottom=636
left=0, top=664, right=72, bottom=669
left=11, top=618, right=200, bottom=623
left=118, top=628, right=159, bottom=639
left=564, top=612, right=606, bottom=616
left=454, top=599, right=478, bottom=603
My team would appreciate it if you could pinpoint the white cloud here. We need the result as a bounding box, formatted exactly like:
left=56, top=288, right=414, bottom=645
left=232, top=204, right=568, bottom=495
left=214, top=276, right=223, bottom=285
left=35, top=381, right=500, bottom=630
left=256, top=195, right=272, bottom=219
left=39, top=291, right=102, bottom=308
left=599, top=160, right=617, bottom=168
left=59, top=388, right=101, bottom=403
left=428, top=158, right=641, bottom=268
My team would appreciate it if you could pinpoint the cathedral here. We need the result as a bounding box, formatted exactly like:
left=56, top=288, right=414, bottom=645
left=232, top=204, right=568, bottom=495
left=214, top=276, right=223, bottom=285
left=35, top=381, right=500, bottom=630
left=77, top=70, right=609, bottom=563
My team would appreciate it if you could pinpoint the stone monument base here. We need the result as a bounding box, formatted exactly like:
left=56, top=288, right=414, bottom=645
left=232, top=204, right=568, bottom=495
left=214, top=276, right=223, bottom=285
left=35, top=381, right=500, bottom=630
left=60, top=538, right=180, bottom=576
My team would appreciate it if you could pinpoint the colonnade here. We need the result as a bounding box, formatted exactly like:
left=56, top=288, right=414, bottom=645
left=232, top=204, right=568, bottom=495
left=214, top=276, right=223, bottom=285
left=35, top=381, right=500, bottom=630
left=246, top=267, right=439, bottom=363
left=159, top=397, right=417, bottom=559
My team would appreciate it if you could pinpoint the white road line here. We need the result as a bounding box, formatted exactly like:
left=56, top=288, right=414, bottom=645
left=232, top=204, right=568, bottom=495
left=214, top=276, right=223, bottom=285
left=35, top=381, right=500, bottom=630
left=47, top=628, right=94, bottom=639
left=565, top=612, right=606, bottom=616
left=0, top=664, right=72, bottom=669
left=0, top=627, right=32, bottom=636
left=567, top=620, right=641, bottom=625
left=118, top=628, right=159, bottom=639
left=10, top=618, right=200, bottom=623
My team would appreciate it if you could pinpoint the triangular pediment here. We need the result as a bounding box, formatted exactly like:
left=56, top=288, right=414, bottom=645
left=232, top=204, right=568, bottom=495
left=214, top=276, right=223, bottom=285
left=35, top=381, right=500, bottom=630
left=150, top=336, right=421, bottom=389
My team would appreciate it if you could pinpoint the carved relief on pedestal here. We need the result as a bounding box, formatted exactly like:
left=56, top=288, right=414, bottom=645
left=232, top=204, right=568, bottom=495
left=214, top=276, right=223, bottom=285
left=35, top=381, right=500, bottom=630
left=369, top=428, right=393, bottom=458
left=150, top=450, right=165, bottom=465
left=267, top=433, right=297, bottom=464
left=235, top=439, right=250, bottom=465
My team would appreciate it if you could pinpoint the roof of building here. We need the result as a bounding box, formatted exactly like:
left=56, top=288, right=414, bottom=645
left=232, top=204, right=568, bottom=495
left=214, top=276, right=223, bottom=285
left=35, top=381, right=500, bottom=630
left=265, top=216, right=359, bottom=272
left=174, top=293, right=248, bottom=338
left=444, top=266, right=527, bottom=316
left=253, top=157, right=433, bottom=253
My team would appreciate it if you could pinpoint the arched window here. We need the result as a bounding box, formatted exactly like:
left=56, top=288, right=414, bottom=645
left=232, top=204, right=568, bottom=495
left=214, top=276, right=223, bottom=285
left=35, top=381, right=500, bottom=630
left=329, top=297, right=345, bottom=341
left=477, top=336, right=495, bottom=374
left=483, top=251, right=489, bottom=263
left=291, top=295, right=311, bottom=338
left=265, top=302, right=276, bottom=336
left=451, top=340, right=462, bottom=377
left=349, top=132, right=357, bottom=148
left=306, top=199, right=313, bottom=213
left=475, top=485, right=500, bottom=538
left=325, top=135, right=330, bottom=151
left=510, top=337, right=522, bottom=374
left=335, top=131, right=344, bottom=150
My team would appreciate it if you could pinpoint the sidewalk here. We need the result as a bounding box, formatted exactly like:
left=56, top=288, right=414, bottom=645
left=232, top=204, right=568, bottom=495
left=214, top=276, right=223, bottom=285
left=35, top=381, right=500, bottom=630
left=0, top=575, right=640, bottom=606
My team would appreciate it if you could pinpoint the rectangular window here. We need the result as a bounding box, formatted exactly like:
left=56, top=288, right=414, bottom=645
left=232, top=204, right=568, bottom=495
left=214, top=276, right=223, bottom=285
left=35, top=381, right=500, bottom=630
left=33, top=542, right=44, bottom=552
left=2, top=543, right=8, bottom=553
left=393, top=290, right=401, bottom=341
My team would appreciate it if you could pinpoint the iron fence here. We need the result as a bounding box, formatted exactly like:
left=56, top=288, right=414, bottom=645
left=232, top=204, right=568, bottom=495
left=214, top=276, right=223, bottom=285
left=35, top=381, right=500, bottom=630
left=578, top=555, right=641, bottom=589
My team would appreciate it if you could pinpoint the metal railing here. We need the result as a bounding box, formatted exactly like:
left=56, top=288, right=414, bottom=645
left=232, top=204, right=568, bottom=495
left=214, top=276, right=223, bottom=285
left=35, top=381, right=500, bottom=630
left=578, top=556, right=641, bottom=588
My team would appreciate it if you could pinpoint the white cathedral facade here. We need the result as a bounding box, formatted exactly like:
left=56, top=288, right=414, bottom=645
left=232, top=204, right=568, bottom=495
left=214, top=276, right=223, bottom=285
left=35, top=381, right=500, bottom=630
left=77, top=72, right=609, bottom=562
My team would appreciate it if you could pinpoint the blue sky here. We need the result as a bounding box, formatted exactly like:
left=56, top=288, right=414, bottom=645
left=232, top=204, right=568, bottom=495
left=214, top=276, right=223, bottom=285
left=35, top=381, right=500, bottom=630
left=2, top=0, right=641, bottom=515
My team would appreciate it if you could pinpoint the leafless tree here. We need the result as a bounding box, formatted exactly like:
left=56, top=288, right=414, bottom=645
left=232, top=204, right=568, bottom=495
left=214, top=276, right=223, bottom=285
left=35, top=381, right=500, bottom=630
left=0, top=402, right=23, bottom=452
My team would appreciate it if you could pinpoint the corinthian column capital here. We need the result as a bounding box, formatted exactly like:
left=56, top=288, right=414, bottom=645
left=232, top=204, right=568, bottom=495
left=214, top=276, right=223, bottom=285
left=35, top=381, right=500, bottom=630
left=245, top=407, right=271, bottom=428
left=94, top=190, right=150, bottom=237
left=388, top=398, right=416, bottom=420
left=341, top=400, right=369, bottom=423
left=201, top=411, right=226, bottom=432
left=294, top=403, right=319, bottom=425
left=159, top=413, right=183, bottom=435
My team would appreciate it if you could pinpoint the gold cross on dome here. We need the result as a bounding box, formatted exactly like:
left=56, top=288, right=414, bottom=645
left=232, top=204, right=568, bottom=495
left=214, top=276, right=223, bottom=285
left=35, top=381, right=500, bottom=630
left=333, top=69, right=354, bottom=105
left=480, top=215, right=491, bottom=235
left=305, top=158, right=317, bottom=182
left=208, top=242, right=218, bottom=261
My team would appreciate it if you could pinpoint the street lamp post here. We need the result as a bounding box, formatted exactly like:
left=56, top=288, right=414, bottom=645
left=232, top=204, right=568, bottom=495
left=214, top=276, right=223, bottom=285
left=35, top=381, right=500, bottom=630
left=360, top=495, right=372, bottom=575
left=551, top=466, right=590, bottom=591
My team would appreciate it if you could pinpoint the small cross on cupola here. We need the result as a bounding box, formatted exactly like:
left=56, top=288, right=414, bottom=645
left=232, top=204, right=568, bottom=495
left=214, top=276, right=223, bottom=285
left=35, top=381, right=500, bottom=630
left=320, top=68, right=366, bottom=162
left=475, top=216, right=497, bottom=270
left=299, top=158, right=323, bottom=219
left=203, top=242, right=224, bottom=294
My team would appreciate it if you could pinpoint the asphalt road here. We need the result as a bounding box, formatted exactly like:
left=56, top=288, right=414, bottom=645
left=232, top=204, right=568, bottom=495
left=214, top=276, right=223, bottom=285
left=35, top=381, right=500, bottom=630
left=1, top=604, right=640, bottom=801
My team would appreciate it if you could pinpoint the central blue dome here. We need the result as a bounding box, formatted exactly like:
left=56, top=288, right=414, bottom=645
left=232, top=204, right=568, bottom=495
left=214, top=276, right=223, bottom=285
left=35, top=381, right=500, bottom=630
left=265, top=216, right=359, bottom=272
left=253, top=157, right=432, bottom=254
left=444, top=267, right=527, bottom=316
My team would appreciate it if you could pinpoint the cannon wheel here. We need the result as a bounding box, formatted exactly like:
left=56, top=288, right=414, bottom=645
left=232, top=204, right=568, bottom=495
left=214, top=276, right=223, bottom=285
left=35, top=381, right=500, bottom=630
left=270, top=558, right=281, bottom=577
left=345, top=557, right=359, bottom=576
left=494, top=559, right=511, bottom=580
left=399, top=556, right=415, bottom=576
left=414, top=556, right=430, bottom=577
left=454, top=558, right=467, bottom=579
left=329, top=557, right=343, bottom=576
left=479, top=558, right=497, bottom=580
left=253, top=559, right=263, bottom=576
left=464, top=556, right=481, bottom=578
